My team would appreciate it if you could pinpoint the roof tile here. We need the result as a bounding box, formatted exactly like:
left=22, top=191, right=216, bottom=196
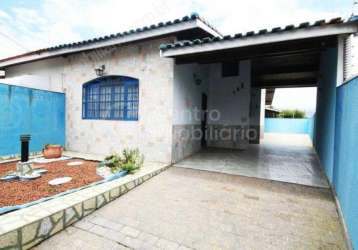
left=159, top=16, right=353, bottom=52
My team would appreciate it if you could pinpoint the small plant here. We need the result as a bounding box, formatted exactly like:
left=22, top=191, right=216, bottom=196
left=104, top=153, right=122, bottom=172
left=120, top=149, right=144, bottom=174
left=103, top=149, right=144, bottom=174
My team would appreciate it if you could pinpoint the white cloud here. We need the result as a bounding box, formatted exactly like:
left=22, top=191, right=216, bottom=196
left=0, top=0, right=351, bottom=59
left=0, top=10, right=10, bottom=19
left=0, top=0, right=350, bottom=111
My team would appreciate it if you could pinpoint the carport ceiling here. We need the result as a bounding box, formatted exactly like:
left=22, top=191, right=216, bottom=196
left=174, top=36, right=337, bottom=88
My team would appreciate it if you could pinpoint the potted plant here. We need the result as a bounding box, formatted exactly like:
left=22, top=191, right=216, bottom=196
left=42, top=144, right=63, bottom=159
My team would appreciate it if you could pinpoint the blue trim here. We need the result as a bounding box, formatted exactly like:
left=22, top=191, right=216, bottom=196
left=82, top=75, right=139, bottom=121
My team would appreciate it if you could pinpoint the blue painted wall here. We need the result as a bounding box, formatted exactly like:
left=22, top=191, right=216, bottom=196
left=264, top=118, right=311, bottom=134
left=314, top=48, right=337, bottom=182
left=0, top=83, right=65, bottom=156
left=307, top=115, right=315, bottom=141
left=333, top=77, right=358, bottom=249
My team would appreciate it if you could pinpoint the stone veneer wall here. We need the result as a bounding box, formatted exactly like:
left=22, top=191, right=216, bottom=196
left=172, top=124, right=201, bottom=163
left=63, top=38, right=175, bottom=163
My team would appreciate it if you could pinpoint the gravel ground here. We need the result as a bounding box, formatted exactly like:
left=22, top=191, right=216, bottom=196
left=0, top=159, right=102, bottom=206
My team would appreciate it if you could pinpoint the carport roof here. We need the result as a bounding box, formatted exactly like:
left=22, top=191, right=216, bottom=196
left=160, top=16, right=358, bottom=58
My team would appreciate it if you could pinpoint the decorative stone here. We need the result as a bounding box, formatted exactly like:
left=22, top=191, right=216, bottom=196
left=104, top=191, right=110, bottom=202
left=22, top=221, right=42, bottom=249
left=0, top=230, right=18, bottom=249
left=67, top=161, right=83, bottom=166
left=96, top=194, right=106, bottom=208
left=48, top=177, right=72, bottom=186
left=126, top=181, right=135, bottom=190
left=83, top=197, right=96, bottom=216
left=38, top=217, right=53, bottom=237
left=110, top=187, right=120, bottom=200
left=65, top=203, right=82, bottom=226
left=65, top=207, right=76, bottom=225
left=49, top=211, right=64, bottom=236
left=21, top=221, right=38, bottom=243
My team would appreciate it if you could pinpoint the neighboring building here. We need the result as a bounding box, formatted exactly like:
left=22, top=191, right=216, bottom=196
left=0, top=13, right=357, bottom=164
left=265, top=106, right=280, bottom=118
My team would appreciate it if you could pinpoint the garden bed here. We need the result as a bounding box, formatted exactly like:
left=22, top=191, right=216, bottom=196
left=0, top=159, right=102, bottom=207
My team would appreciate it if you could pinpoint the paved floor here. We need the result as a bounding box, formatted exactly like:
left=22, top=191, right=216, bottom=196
left=34, top=167, right=347, bottom=250
left=175, top=133, right=329, bottom=188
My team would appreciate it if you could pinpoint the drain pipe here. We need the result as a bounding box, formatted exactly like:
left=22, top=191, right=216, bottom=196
left=20, top=134, right=31, bottom=162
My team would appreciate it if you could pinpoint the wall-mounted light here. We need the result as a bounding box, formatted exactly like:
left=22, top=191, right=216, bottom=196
left=95, top=65, right=106, bottom=77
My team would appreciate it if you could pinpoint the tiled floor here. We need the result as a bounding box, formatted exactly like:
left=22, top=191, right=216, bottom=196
left=175, top=133, right=329, bottom=188
left=34, top=167, right=348, bottom=250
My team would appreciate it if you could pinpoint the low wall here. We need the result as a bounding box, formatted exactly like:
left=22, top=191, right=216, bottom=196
left=0, top=83, right=65, bottom=157
left=264, top=118, right=312, bottom=134
left=333, top=76, right=358, bottom=249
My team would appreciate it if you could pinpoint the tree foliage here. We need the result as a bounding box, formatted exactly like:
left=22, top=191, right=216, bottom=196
left=279, top=109, right=306, bottom=118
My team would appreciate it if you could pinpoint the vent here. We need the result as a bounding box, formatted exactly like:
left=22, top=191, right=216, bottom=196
left=343, top=34, right=358, bottom=81
left=343, top=35, right=352, bottom=81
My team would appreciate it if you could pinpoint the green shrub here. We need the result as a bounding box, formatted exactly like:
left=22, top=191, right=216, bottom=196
left=104, top=153, right=122, bottom=170
left=103, top=148, right=144, bottom=174
left=120, top=149, right=144, bottom=174
left=279, top=109, right=306, bottom=118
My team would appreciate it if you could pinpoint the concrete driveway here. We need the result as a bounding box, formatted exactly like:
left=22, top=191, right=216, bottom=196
left=175, top=133, right=329, bottom=188
left=34, top=167, right=348, bottom=250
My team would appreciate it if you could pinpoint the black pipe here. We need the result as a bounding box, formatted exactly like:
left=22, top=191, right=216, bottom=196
left=20, top=134, right=31, bottom=162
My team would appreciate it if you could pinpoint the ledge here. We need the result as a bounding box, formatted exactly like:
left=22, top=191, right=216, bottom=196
left=0, top=161, right=170, bottom=249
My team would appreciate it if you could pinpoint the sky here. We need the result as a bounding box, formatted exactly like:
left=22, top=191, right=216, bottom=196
left=0, top=0, right=354, bottom=112
left=272, top=87, right=317, bottom=117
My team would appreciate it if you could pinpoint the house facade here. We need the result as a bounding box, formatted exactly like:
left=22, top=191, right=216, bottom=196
left=0, top=14, right=224, bottom=163
left=0, top=14, right=357, bottom=165
left=1, top=13, right=358, bottom=248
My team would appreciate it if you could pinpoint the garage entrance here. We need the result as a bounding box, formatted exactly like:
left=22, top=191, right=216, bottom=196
left=165, top=19, right=355, bottom=188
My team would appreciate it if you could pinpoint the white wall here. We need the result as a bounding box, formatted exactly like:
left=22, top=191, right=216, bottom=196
left=260, top=89, right=266, bottom=139
left=249, top=87, right=261, bottom=143
left=171, top=59, right=254, bottom=156
left=205, top=60, right=252, bottom=149
left=207, top=60, right=251, bottom=125
left=173, top=60, right=252, bottom=128
left=3, top=58, right=65, bottom=92
left=173, top=63, right=209, bottom=125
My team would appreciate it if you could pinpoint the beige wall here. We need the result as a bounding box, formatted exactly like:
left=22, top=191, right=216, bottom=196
left=63, top=38, right=175, bottom=163
left=4, top=37, right=175, bottom=163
